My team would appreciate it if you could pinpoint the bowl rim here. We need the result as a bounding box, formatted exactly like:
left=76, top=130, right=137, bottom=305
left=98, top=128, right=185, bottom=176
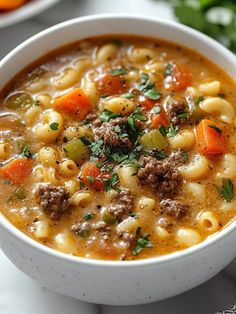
left=1, top=13, right=236, bottom=268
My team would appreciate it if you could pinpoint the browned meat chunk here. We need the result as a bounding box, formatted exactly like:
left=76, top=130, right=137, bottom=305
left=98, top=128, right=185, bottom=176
left=71, top=222, right=91, bottom=237
left=94, top=117, right=132, bottom=149
left=86, top=113, right=102, bottom=127
left=138, top=156, right=182, bottom=197
left=108, top=188, right=133, bottom=221
left=165, top=96, right=188, bottom=125
left=160, top=198, right=188, bottom=219
left=36, top=184, right=72, bottom=220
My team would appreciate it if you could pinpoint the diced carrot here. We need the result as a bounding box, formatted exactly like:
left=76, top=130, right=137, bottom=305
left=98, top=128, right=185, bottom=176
left=166, top=64, right=192, bottom=91
left=80, top=162, right=107, bottom=191
left=0, top=158, right=33, bottom=184
left=97, top=73, right=124, bottom=96
left=0, top=0, right=26, bottom=10
left=54, top=88, right=92, bottom=120
left=138, top=95, right=157, bottom=111
left=196, top=119, right=226, bottom=155
left=151, top=110, right=169, bottom=129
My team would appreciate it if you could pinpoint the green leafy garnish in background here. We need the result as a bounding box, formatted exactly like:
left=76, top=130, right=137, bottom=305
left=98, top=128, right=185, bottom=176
left=155, top=0, right=236, bottom=52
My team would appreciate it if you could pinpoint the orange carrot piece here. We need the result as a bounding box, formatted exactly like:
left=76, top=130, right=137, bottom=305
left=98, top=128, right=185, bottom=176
left=166, top=64, right=192, bottom=91
left=151, top=111, right=169, bottom=129
left=0, top=0, right=26, bottom=10
left=54, top=88, right=92, bottom=120
left=196, top=119, right=226, bottom=155
left=80, top=162, right=105, bottom=191
left=0, top=158, right=33, bottom=184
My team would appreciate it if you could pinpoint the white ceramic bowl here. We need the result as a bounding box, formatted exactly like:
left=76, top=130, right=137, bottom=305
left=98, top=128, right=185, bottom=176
left=0, top=14, right=236, bottom=306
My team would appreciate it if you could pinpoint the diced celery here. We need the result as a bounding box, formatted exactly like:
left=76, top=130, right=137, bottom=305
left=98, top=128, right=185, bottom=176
left=140, top=130, right=168, bottom=150
left=6, top=92, right=33, bottom=109
left=101, top=208, right=116, bottom=225
left=63, top=138, right=89, bottom=163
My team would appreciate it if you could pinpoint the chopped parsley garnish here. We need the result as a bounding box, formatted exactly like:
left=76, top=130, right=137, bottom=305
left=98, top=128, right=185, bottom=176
left=96, top=162, right=105, bottom=168
left=34, top=100, right=41, bottom=106
left=21, top=146, right=34, bottom=159
left=167, top=125, right=180, bottom=138
left=177, top=112, right=189, bottom=119
left=214, top=179, right=234, bottom=202
left=99, top=109, right=121, bottom=122
left=164, top=62, right=173, bottom=76
left=218, top=93, right=225, bottom=98
left=194, top=96, right=205, bottom=104
left=83, top=212, right=94, bottom=220
left=121, top=93, right=137, bottom=99
left=129, top=212, right=137, bottom=218
left=110, top=67, right=128, bottom=76
left=2, top=179, right=11, bottom=185
left=181, top=151, right=188, bottom=162
left=49, top=122, right=59, bottom=130
left=136, top=73, right=162, bottom=100
left=104, top=173, right=120, bottom=192
left=151, top=150, right=167, bottom=160
left=132, top=233, right=153, bottom=256
left=143, top=88, right=162, bottom=100
left=152, top=106, right=161, bottom=115
left=79, top=181, right=85, bottom=189
left=87, top=175, right=95, bottom=184
left=208, top=124, right=222, bottom=135
left=159, top=125, right=168, bottom=137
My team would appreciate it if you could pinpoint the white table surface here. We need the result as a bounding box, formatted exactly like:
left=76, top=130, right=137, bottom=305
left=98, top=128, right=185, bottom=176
left=0, top=0, right=236, bottom=313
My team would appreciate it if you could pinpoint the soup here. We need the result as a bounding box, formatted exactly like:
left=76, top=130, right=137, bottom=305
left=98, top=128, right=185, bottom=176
left=0, top=36, right=236, bottom=261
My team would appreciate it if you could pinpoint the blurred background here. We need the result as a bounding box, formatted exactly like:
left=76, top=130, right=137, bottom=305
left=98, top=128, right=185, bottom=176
left=0, top=1, right=236, bottom=314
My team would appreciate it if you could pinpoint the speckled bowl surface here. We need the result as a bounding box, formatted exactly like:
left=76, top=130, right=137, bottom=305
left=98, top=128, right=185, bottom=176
left=0, top=14, right=236, bottom=305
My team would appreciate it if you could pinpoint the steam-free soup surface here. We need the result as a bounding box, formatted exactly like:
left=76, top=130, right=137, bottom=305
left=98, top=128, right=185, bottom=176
left=0, top=36, right=236, bottom=260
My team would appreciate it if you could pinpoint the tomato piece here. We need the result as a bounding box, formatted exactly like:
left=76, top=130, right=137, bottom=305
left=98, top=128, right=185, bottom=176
left=138, top=95, right=157, bottom=111
left=80, top=162, right=109, bottom=191
left=151, top=110, right=169, bottom=129
left=97, top=73, right=125, bottom=96
left=165, top=64, right=192, bottom=91
left=196, top=119, right=226, bottom=155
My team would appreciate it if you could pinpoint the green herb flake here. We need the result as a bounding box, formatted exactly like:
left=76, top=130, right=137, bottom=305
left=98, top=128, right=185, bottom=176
left=2, top=179, right=11, bottom=185
left=159, top=125, right=168, bottom=137
left=79, top=181, right=85, bottom=189
left=132, top=233, right=153, bottom=256
left=121, top=93, right=137, bottom=99
left=194, top=96, right=205, bottom=104
left=177, top=112, right=189, bottom=119
left=143, top=88, right=162, bottom=100
left=181, top=151, right=188, bottom=162
left=96, top=162, right=105, bottom=168
left=87, top=176, right=95, bottom=184
left=152, top=106, right=161, bottom=115
left=164, top=63, right=173, bottom=76
left=49, top=122, right=59, bottom=131
left=167, top=125, right=180, bottom=138
left=214, top=179, right=234, bottom=202
left=208, top=124, right=222, bottom=135
left=99, top=109, right=121, bottom=122
left=21, top=146, right=34, bottom=159
left=83, top=212, right=94, bottom=220
left=104, top=173, right=120, bottom=192
left=110, top=67, right=128, bottom=76
left=218, top=93, right=225, bottom=98
left=34, top=100, right=42, bottom=106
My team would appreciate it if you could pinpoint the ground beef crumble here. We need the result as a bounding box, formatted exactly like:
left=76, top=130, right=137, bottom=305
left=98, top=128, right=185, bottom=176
left=160, top=198, right=188, bottom=219
left=94, top=117, right=132, bottom=149
left=36, top=184, right=73, bottom=220
left=137, top=156, right=182, bottom=197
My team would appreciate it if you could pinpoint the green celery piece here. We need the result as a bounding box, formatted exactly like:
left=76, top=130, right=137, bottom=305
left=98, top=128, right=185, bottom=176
left=101, top=208, right=116, bottom=225
left=140, top=130, right=168, bottom=150
left=63, top=138, right=89, bottom=163
left=6, top=92, right=33, bottom=109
